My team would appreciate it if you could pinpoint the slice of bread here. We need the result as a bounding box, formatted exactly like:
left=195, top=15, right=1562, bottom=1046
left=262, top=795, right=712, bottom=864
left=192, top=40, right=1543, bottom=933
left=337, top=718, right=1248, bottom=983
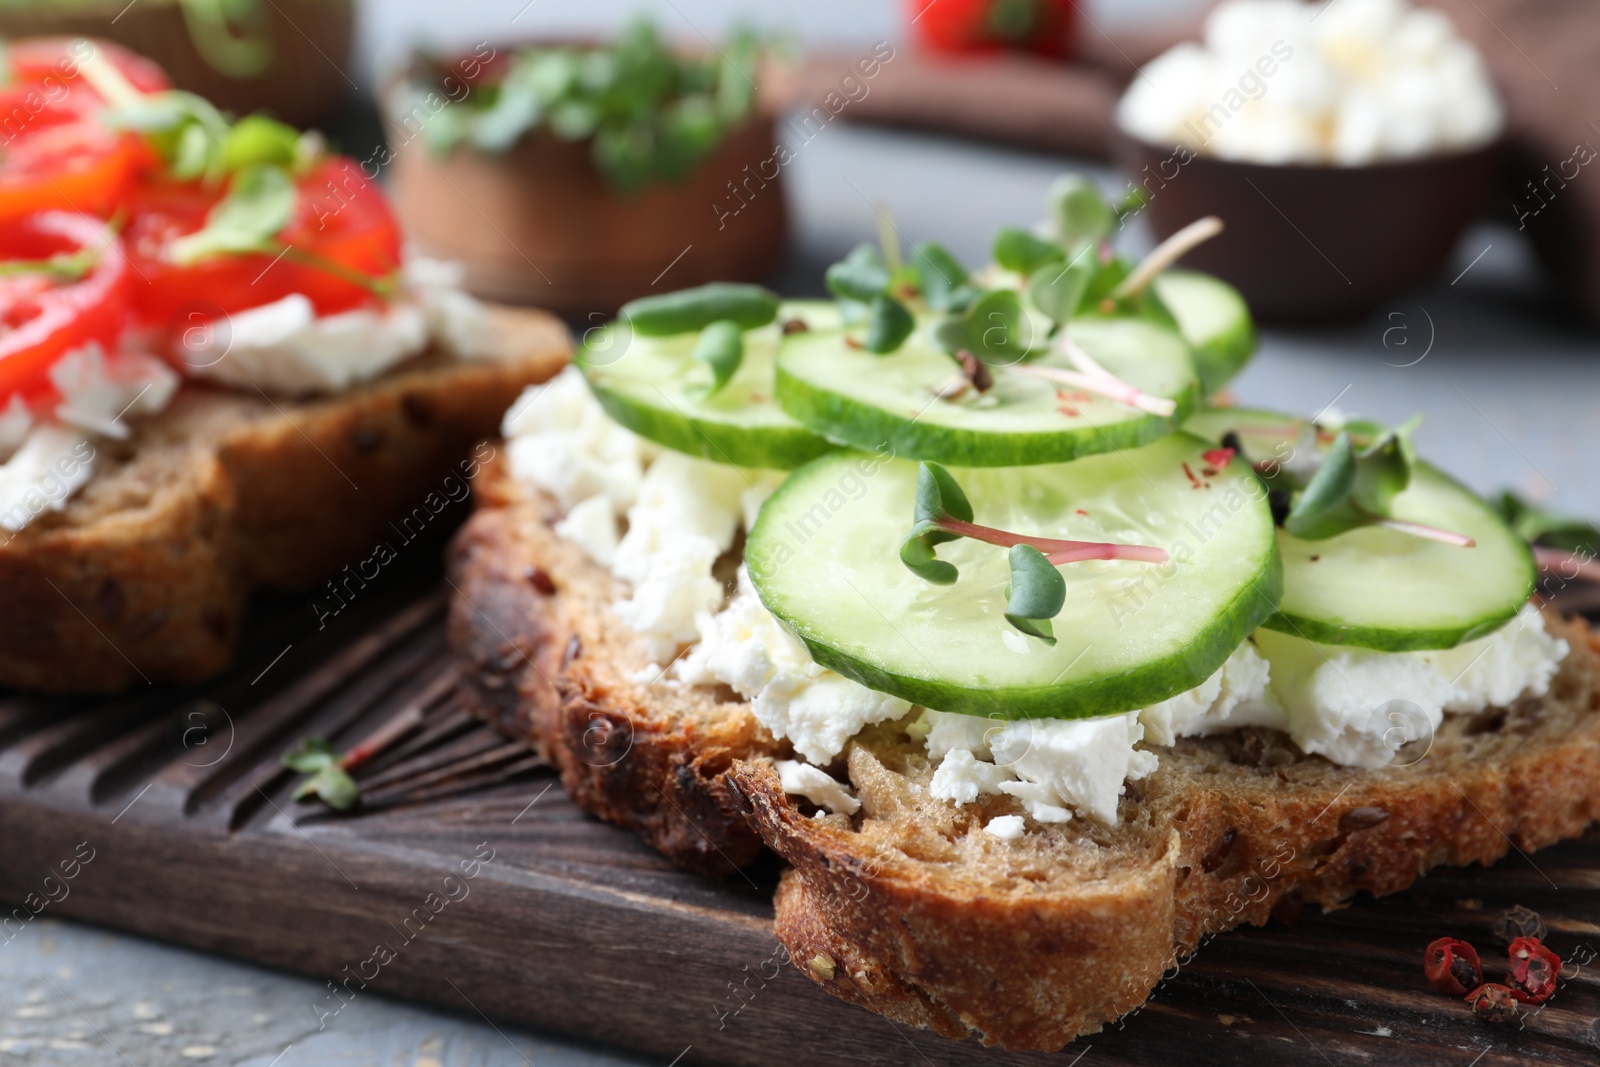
left=447, top=452, right=1600, bottom=1049
left=447, top=453, right=780, bottom=876
left=1, top=305, right=568, bottom=694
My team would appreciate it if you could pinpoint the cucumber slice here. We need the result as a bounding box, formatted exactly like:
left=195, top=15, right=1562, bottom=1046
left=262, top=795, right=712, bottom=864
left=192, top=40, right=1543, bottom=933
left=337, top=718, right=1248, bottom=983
left=775, top=315, right=1199, bottom=467
left=746, top=433, right=1281, bottom=719
left=1185, top=407, right=1536, bottom=651
left=1153, top=271, right=1255, bottom=396
left=577, top=301, right=839, bottom=470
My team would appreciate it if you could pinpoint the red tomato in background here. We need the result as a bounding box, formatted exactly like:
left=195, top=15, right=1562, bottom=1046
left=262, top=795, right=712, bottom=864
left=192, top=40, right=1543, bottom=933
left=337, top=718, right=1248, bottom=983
left=124, top=156, right=404, bottom=326
left=909, top=0, right=1079, bottom=59
left=0, top=39, right=171, bottom=226
left=0, top=212, right=132, bottom=405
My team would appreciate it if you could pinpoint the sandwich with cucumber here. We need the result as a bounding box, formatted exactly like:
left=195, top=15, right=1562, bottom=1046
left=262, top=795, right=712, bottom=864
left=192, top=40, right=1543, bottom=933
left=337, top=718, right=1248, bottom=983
left=447, top=177, right=1599, bottom=1050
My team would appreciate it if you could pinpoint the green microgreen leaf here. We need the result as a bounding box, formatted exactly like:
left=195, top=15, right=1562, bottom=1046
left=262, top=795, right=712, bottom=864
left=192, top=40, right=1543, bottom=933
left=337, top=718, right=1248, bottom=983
left=1049, top=174, right=1114, bottom=252
left=826, top=242, right=891, bottom=303
left=104, top=89, right=233, bottom=184
left=282, top=736, right=339, bottom=773
left=167, top=163, right=297, bottom=266
left=414, top=19, right=762, bottom=194
left=690, top=319, right=744, bottom=397
left=1282, top=420, right=1426, bottom=541
left=1349, top=418, right=1418, bottom=516
left=993, top=227, right=1062, bottom=275
left=293, top=765, right=361, bottom=810
left=1026, top=255, right=1093, bottom=325
left=1004, top=544, right=1066, bottom=644
left=864, top=294, right=915, bottom=354
left=1282, top=432, right=1361, bottom=539
left=283, top=736, right=361, bottom=811
left=915, top=459, right=974, bottom=525
left=222, top=114, right=305, bottom=172
left=900, top=461, right=973, bottom=585
left=0, top=248, right=98, bottom=281
left=912, top=241, right=975, bottom=312
left=934, top=289, right=1030, bottom=366
left=1494, top=492, right=1600, bottom=555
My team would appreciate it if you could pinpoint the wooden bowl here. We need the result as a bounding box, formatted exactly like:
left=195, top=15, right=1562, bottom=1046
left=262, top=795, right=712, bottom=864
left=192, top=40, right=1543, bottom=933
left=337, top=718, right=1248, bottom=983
left=0, top=0, right=354, bottom=129
left=1115, top=133, right=1499, bottom=323
left=388, top=112, right=790, bottom=318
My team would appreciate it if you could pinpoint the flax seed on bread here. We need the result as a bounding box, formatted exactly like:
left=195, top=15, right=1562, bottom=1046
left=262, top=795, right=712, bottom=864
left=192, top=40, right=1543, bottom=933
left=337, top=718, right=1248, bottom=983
left=447, top=447, right=1600, bottom=1050
left=1, top=305, right=567, bottom=694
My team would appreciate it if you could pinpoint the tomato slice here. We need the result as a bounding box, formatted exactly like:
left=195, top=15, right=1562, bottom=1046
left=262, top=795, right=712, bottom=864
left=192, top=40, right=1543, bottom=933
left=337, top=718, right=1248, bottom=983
left=0, top=39, right=171, bottom=226
left=0, top=212, right=132, bottom=406
left=126, top=156, right=404, bottom=326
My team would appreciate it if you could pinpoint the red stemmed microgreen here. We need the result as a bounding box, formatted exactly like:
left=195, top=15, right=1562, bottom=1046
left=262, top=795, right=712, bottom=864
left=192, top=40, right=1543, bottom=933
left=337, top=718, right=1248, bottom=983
left=1494, top=491, right=1600, bottom=582
left=900, top=461, right=1169, bottom=644
left=283, top=702, right=427, bottom=811
left=1010, top=333, right=1178, bottom=417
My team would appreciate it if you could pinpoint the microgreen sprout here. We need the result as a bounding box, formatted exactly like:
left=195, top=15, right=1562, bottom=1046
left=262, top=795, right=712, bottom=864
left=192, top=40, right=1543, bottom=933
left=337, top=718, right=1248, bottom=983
left=900, top=461, right=1169, bottom=642
left=689, top=319, right=744, bottom=398
left=1494, top=492, right=1600, bottom=582
left=1223, top=416, right=1476, bottom=546
left=283, top=703, right=427, bottom=812
left=1009, top=333, right=1178, bottom=417
left=1110, top=216, right=1224, bottom=303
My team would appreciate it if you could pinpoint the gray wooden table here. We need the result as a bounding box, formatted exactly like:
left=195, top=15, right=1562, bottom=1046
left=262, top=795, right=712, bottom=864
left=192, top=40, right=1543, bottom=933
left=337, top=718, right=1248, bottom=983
left=6, top=1, right=1598, bottom=1064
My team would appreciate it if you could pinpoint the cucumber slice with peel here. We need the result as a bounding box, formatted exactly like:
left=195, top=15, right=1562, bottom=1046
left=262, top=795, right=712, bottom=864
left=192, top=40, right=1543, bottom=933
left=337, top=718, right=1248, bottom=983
left=577, top=301, right=838, bottom=470
left=775, top=315, right=1199, bottom=467
left=746, top=433, right=1281, bottom=719
left=1184, top=407, right=1536, bottom=650
left=1153, top=271, right=1256, bottom=396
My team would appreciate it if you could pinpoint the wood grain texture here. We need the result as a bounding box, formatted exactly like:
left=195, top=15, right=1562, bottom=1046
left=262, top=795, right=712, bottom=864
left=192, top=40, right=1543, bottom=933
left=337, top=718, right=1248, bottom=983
left=0, top=562, right=1596, bottom=1066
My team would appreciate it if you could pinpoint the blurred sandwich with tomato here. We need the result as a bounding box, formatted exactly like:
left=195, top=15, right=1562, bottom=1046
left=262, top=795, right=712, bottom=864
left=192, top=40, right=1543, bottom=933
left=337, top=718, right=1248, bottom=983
left=0, top=38, right=567, bottom=694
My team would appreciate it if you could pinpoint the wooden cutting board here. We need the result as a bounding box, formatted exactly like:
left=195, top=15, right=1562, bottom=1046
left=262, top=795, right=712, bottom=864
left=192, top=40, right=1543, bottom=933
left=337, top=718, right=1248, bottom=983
left=1, top=558, right=1596, bottom=1067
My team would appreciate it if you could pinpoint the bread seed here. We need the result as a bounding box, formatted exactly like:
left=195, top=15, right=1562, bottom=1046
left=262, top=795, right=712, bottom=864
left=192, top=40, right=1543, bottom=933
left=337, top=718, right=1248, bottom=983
left=401, top=393, right=434, bottom=426
left=94, top=577, right=126, bottom=622
left=524, top=567, right=557, bottom=595
left=1201, top=829, right=1237, bottom=873
left=1339, top=806, right=1390, bottom=832
left=349, top=426, right=383, bottom=453
left=808, top=954, right=836, bottom=980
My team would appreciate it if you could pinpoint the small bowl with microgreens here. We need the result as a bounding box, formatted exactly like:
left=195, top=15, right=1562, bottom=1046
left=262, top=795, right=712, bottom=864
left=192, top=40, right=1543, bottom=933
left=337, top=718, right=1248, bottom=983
left=387, top=19, right=788, bottom=316
left=452, top=171, right=1598, bottom=1048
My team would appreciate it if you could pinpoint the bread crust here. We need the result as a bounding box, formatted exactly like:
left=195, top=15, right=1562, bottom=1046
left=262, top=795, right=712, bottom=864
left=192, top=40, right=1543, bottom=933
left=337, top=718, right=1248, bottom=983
left=446, top=456, right=780, bottom=876
left=0, top=306, right=568, bottom=694
left=445, top=446, right=1600, bottom=1050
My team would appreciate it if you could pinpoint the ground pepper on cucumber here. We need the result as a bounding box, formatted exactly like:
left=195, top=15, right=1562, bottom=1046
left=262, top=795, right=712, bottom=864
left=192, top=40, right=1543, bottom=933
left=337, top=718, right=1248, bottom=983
left=528, top=174, right=1566, bottom=828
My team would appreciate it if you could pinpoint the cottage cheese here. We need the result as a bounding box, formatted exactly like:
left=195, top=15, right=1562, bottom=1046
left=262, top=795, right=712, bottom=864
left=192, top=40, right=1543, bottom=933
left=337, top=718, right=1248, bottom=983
left=183, top=256, right=494, bottom=395
left=1255, top=604, right=1567, bottom=767
left=51, top=344, right=179, bottom=439
left=924, top=643, right=1275, bottom=826
left=927, top=708, right=1158, bottom=825
left=1117, top=0, right=1503, bottom=165
left=504, top=365, right=656, bottom=525
left=677, top=570, right=913, bottom=765
left=0, top=345, right=179, bottom=534
left=983, top=814, right=1027, bottom=841
left=0, top=396, right=33, bottom=462
left=775, top=759, right=860, bottom=816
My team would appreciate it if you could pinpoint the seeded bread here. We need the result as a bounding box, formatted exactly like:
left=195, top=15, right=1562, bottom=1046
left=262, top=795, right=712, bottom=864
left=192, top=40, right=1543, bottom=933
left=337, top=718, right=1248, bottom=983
left=0, top=305, right=568, bottom=694
left=447, top=453, right=1600, bottom=1049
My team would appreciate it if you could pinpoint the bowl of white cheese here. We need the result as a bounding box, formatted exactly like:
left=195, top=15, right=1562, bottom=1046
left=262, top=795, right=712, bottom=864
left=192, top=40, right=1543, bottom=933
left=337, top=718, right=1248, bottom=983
left=1113, top=0, right=1504, bottom=322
